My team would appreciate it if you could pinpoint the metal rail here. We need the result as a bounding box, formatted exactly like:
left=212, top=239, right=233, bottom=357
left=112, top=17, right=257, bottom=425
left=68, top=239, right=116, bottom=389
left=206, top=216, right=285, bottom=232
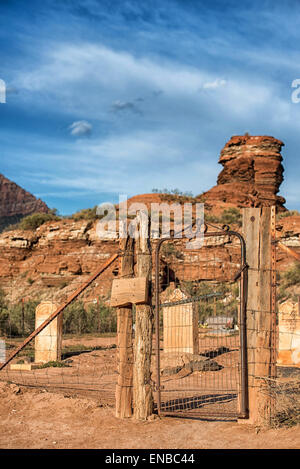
left=277, top=241, right=300, bottom=262
left=160, top=293, right=223, bottom=308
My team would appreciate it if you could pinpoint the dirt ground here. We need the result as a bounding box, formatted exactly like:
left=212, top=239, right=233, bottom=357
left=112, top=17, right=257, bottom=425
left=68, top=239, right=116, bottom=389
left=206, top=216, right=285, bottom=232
left=0, top=381, right=299, bottom=450
left=1, top=334, right=299, bottom=450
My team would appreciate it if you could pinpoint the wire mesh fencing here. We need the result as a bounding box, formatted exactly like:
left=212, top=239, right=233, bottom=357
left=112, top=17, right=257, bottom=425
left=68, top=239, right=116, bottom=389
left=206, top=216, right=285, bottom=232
left=0, top=225, right=299, bottom=424
left=153, top=230, right=248, bottom=419
left=257, top=375, right=300, bottom=428
left=0, top=253, right=119, bottom=404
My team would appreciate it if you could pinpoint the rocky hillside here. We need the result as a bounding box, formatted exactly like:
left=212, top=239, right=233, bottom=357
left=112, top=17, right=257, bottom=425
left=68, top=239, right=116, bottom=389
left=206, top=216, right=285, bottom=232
left=0, top=135, right=299, bottom=304
left=0, top=174, right=49, bottom=232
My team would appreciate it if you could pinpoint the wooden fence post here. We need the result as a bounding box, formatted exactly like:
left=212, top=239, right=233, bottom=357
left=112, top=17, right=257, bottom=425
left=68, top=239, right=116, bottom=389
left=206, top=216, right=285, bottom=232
left=242, top=207, right=276, bottom=425
left=133, top=210, right=154, bottom=420
left=115, top=227, right=135, bottom=418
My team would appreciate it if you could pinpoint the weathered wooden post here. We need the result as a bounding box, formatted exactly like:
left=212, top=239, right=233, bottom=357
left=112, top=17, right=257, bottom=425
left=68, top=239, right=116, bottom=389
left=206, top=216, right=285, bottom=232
left=115, top=228, right=135, bottom=418
left=241, top=206, right=276, bottom=425
left=133, top=210, right=154, bottom=420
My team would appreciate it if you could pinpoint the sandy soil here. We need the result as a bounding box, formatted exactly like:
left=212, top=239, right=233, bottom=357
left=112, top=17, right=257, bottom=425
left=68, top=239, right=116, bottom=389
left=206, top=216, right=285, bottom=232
left=1, top=334, right=299, bottom=449
left=0, top=381, right=299, bottom=449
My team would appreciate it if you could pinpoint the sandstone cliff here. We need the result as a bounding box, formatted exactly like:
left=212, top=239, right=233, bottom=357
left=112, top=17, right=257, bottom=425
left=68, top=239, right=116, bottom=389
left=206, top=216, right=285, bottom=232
left=0, top=174, right=49, bottom=231
left=0, top=213, right=299, bottom=304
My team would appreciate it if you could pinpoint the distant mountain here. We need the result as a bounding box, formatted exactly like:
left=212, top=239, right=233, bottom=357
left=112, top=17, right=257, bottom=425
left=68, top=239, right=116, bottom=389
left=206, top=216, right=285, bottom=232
left=0, top=174, right=49, bottom=231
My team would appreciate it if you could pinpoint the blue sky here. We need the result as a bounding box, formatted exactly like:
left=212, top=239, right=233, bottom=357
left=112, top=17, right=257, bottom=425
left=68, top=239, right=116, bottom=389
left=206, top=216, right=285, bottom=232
left=0, top=0, right=300, bottom=215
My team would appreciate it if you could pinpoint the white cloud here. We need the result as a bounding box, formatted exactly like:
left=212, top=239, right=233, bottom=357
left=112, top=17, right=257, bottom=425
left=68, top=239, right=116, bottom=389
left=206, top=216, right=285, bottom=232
left=68, top=120, right=92, bottom=136
left=9, top=41, right=300, bottom=210
left=203, top=78, right=227, bottom=90
left=13, top=41, right=291, bottom=127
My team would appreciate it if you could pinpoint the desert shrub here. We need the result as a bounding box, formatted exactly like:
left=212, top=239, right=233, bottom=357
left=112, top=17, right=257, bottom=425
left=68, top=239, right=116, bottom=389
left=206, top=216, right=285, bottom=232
left=2, top=210, right=60, bottom=232
left=0, top=289, right=9, bottom=335
left=277, top=210, right=300, bottom=220
left=179, top=281, right=239, bottom=323
left=71, top=206, right=99, bottom=221
left=18, top=210, right=60, bottom=231
left=220, top=207, right=242, bottom=226
left=204, top=213, right=220, bottom=224
left=196, top=193, right=206, bottom=203
left=278, top=263, right=300, bottom=300
left=152, top=188, right=194, bottom=197
left=88, top=300, right=117, bottom=333
left=71, top=204, right=117, bottom=221
left=205, top=208, right=242, bottom=227
left=0, top=296, right=38, bottom=337
left=63, top=298, right=116, bottom=335
left=282, top=263, right=300, bottom=287
left=152, top=188, right=195, bottom=203
left=265, top=378, right=300, bottom=428
left=37, top=361, right=71, bottom=369
left=63, top=301, right=92, bottom=335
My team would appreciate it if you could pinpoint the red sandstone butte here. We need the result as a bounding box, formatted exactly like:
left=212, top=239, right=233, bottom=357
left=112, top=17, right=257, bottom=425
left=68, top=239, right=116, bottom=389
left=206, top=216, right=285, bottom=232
left=202, top=135, right=286, bottom=211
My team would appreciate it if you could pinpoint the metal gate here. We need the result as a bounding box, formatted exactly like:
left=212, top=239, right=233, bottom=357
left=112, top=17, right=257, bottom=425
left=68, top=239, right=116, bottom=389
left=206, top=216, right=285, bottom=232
left=153, top=225, right=248, bottom=419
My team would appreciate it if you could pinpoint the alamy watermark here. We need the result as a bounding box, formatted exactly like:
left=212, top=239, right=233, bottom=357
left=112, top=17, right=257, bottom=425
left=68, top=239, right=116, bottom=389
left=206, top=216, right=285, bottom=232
left=0, top=79, right=6, bottom=104
left=95, top=195, right=205, bottom=249
left=0, top=340, right=5, bottom=363
left=291, top=79, right=300, bottom=103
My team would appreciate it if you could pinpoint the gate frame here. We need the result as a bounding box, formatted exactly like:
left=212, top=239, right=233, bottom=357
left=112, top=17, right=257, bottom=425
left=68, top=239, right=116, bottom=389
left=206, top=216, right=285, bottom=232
left=154, top=227, right=249, bottom=419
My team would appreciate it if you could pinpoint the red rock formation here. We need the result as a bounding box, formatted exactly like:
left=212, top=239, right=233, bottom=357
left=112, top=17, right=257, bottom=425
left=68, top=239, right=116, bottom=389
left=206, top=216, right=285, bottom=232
left=0, top=135, right=298, bottom=304
left=202, top=135, right=286, bottom=211
left=0, top=174, right=49, bottom=219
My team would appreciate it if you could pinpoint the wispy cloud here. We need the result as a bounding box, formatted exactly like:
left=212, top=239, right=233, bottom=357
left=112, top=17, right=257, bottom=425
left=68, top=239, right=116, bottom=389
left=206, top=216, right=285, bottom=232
left=202, top=79, right=227, bottom=90
left=68, top=120, right=92, bottom=136
left=111, top=100, right=142, bottom=115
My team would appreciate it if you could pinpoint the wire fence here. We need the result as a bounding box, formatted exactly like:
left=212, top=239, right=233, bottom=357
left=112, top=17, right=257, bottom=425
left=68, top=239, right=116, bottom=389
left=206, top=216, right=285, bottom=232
left=0, top=230, right=299, bottom=423
left=154, top=233, right=246, bottom=419
left=0, top=252, right=119, bottom=403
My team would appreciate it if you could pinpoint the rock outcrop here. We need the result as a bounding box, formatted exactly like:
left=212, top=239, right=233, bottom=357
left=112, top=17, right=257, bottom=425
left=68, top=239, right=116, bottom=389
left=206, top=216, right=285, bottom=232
left=0, top=135, right=298, bottom=304
left=0, top=174, right=49, bottom=231
left=202, top=135, right=286, bottom=211
left=0, top=219, right=118, bottom=303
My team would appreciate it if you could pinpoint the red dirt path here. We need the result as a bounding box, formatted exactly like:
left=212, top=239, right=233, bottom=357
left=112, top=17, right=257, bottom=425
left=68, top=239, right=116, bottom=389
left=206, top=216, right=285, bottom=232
left=0, top=381, right=299, bottom=449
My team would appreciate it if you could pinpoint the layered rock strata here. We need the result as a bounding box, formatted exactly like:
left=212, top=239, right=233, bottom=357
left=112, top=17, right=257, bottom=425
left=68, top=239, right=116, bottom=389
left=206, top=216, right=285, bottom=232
left=203, top=135, right=286, bottom=210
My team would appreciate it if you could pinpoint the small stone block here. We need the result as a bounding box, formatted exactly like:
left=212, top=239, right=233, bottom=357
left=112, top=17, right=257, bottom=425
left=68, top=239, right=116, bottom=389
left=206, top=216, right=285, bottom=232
left=10, top=363, right=40, bottom=371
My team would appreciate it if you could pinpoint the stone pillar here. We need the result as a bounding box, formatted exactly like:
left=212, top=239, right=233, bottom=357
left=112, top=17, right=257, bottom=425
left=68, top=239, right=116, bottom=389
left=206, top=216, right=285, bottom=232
left=35, top=301, right=62, bottom=363
left=277, top=299, right=300, bottom=366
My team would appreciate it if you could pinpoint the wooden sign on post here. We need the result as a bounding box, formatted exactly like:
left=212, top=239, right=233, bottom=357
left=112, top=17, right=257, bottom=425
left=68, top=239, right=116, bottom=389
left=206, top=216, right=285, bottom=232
left=110, top=277, right=149, bottom=307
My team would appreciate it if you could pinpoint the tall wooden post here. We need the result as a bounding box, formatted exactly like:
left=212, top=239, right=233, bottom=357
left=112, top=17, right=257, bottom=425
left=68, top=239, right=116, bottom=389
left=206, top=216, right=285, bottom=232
left=133, top=210, right=154, bottom=420
left=115, top=229, right=135, bottom=418
left=242, top=207, right=276, bottom=425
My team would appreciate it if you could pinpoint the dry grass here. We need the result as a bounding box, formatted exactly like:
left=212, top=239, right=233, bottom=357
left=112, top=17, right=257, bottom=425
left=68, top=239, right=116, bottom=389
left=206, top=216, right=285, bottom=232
left=264, top=378, right=300, bottom=428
